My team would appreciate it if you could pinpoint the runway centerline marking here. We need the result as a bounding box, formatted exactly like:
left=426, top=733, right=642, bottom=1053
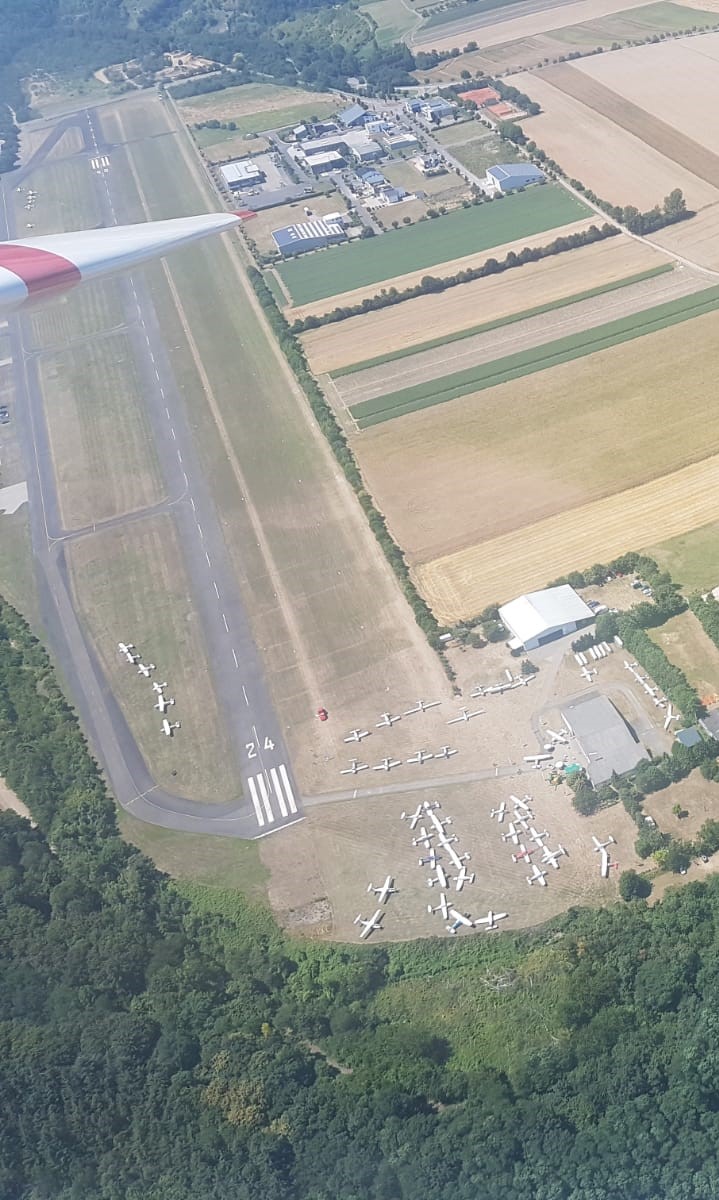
left=242, top=684, right=249, bottom=703
left=205, top=550, right=211, bottom=566
left=213, top=580, right=219, bottom=598
left=222, top=612, right=229, bottom=633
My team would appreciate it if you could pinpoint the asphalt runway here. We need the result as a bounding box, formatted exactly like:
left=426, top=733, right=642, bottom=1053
left=1, top=108, right=303, bottom=839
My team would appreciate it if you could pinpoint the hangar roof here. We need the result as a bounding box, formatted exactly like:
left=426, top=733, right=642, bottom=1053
left=499, top=585, right=593, bottom=644
left=561, top=693, right=647, bottom=784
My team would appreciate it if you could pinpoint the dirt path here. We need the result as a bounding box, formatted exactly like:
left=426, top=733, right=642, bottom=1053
left=0, top=779, right=32, bottom=822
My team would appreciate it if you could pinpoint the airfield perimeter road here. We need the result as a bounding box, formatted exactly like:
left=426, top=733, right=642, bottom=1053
left=1, top=110, right=302, bottom=839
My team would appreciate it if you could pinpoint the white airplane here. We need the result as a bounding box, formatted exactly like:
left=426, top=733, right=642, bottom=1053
left=527, top=863, right=548, bottom=887
left=427, top=810, right=451, bottom=835
left=454, top=865, right=475, bottom=891
left=435, top=745, right=458, bottom=759
left=502, top=822, right=520, bottom=845
left=412, top=826, right=435, bottom=849
left=581, top=665, right=597, bottom=682
left=0, top=211, right=252, bottom=315
left=401, top=804, right=424, bottom=830
left=447, top=707, right=484, bottom=725
left=154, top=694, right=175, bottom=714
left=511, top=795, right=533, bottom=815
left=490, top=802, right=507, bottom=823
left=161, top=719, right=180, bottom=737
left=474, top=910, right=508, bottom=931
left=117, top=641, right=138, bottom=663
left=137, top=662, right=156, bottom=678
left=418, top=848, right=440, bottom=868
left=344, top=728, right=370, bottom=743
left=524, top=754, right=553, bottom=766
left=600, top=847, right=610, bottom=878
left=427, top=892, right=450, bottom=920
left=373, top=757, right=401, bottom=772
left=446, top=909, right=473, bottom=934
left=340, top=759, right=369, bottom=775
left=367, top=876, right=397, bottom=905
left=442, top=842, right=468, bottom=872
left=438, top=829, right=458, bottom=848
left=151, top=680, right=168, bottom=694
left=542, top=844, right=567, bottom=870
left=376, top=712, right=401, bottom=728
left=354, top=909, right=383, bottom=939
left=407, top=749, right=434, bottom=765
left=404, top=699, right=441, bottom=715
left=529, top=827, right=550, bottom=846
left=427, top=863, right=450, bottom=889
left=512, top=844, right=535, bottom=864
left=513, top=815, right=530, bottom=832
left=592, top=835, right=615, bottom=852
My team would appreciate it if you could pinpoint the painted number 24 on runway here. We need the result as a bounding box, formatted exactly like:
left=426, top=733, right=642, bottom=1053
left=246, top=737, right=275, bottom=759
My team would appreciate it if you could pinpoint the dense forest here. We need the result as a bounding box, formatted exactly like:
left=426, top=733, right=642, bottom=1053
left=4, top=591, right=719, bottom=1196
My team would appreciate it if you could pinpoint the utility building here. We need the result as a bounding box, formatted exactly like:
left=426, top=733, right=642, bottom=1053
left=220, top=159, right=265, bottom=191
left=483, top=163, right=545, bottom=195
left=499, top=584, right=593, bottom=651
left=561, top=694, right=647, bottom=785
left=272, top=218, right=347, bottom=257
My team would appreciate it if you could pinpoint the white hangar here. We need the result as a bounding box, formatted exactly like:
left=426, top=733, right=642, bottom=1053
left=499, top=584, right=594, bottom=651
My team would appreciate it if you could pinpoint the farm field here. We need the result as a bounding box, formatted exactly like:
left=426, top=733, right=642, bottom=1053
left=352, top=304, right=719, bottom=597
left=653, top=202, right=719, bottom=269
left=507, top=70, right=719, bottom=211
left=277, top=186, right=590, bottom=304
left=287, top=215, right=596, bottom=321
left=301, top=234, right=663, bottom=372
left=645, top=522, right=719, bottom=592
left=413, top=0, right=669, bottom=49
left=347, top=280, right=719, bottom=427
left=175, top=82, right=336, bottom=130
left=67, top=516, right=240, bottom=804
left=360, top=0, right=424, bottom=43
left=649, top=611, right=719, bottom=704
left=41, top=330, right=165, bottom=529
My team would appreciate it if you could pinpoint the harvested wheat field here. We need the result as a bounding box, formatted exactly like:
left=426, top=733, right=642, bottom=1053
left=302, top=236, right=664, bottom=374
left=653, top=203, right=719, bottom=269
left=416, top=455, right=719, bottom=621
left=508, top=71, right=719, bottom=211
left=287, top=216, right=597, bottom=323
left=175, top=82, right=335, bottom=127
left=355, top=305, right=719, bottom=565
left=412, top=0, right=659, bottom=51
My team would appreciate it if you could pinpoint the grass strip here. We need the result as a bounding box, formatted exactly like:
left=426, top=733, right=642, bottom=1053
left=332, top=263, right=673, bottom=377
left=352, top=283, right=719, bottom=429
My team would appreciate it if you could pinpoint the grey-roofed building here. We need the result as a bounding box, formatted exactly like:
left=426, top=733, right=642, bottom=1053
left=272, top=217, right=347, bottom=257
left=676, top=727, right=703, bottom=748
left=339, top=103, right=369, bottom=128
left=220, top=158, right=265, bottom=190
left=700, top=710, right=719, bottom=740
left=561, top=693, right=647, bottom=785
left=484, top=162, right=546, bottom=195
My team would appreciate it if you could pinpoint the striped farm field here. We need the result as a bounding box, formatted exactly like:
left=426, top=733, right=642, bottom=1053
left=414, top=456, right=719, bottom=622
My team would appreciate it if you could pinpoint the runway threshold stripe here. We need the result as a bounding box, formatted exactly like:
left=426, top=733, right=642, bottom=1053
left=270, top=767, right=288, bottom=818
left=258, top=775, right=274, bottom=824
left=279, top=764, right=298, bottom=814
left=248, top=776, right=264, bottom=827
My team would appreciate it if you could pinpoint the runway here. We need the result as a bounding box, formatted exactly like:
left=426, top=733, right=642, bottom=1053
left=1, top=108, right=302, bottom=838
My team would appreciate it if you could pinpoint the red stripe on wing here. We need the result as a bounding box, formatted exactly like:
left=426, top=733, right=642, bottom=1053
left=0, top=244, right=82, bottom=294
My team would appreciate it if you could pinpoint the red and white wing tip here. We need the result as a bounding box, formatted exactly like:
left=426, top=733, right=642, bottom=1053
left=0, top=210, right=254, bottom=311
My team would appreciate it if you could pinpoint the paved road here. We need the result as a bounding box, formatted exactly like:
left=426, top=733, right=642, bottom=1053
left=2, top=109, right=303, bottom=839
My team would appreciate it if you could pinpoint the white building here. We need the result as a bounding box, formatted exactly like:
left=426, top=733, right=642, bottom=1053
left=220, top=159, right=265, bottom=191
left=499, top=585, right=594, bottom=651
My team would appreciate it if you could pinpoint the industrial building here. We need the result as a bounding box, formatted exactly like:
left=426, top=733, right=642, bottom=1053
left=499, top=585, right=594, bottom=651
left=561, top=694, right=648, bottom=785
left=420, top=97, right=456, bottom=123
left=272, top=217, right=347, bottom=257
left=338, top=103, right=370, bottom=128
left=220, top=159, right=265, bottom=191
left=305, top=150, right=346, bottom=176
left=382, top=131, right=419, bottom=152
left=483, top=163, right=546, bottom=196
left=299, top=130, right=383, bottom=164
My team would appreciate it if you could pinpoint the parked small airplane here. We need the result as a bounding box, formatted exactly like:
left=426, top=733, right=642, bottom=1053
left=592, top=835, right=615, bottom=852
left=151, top=680, right=168, bottom=694
left=404, top=699, right=441, bottom=715
left=367, top=876, right=397, bottom=905
left=427, top=810, right=451, bottom=835
left=527, top=863, right=548, bottom=887
left=542, top=844, right=567, bottom=870
left=376, top=712, right=401, bottom=728
left=373, top=757, right=401, bottom=772
left=447, top=707, right=484, bottom=725
left=435, top=745, right=458, bottom=760
left=427, top=863, right=450, bottom=890
left=137, top=662, right=156, bottom=678
left=454, top=865, right=475, bottom=892
left=418, top=848, right=440, bottom=868
left=511, top=795, right=533, bottom=815
left=490, top=802, right=507, bottom=823
left=502, top=822, right=521, bottom=845
left=446, top=909, right=473, bottom=934
left=474, top=910, right=508, bottom=931
left=354, top=910, right=383, bottom=940
left=344, top=728, right=370, bottom=743
left=117, top=641, right=138, bottom=663
left=438, top=829, right=458, bottom=848
left=412, top=826, right=435, bottom=849
left=407, top=749, right=434, bottom=765
left=154, top=694, right=175, bottom=714
left=427, top=892, right=450, bottom=920
left=529, top=827, right=550, bottom=846
left=442, top=842, right=468, bottom=872
left=161, top=719, right=180, bottom=737
left=401, top=804, right=424, bottom=830
left=512, top=844, right=535, bottom=864
left=340, top=759, right=369, bottom=775
left=524, top=754, right=553, bottom=766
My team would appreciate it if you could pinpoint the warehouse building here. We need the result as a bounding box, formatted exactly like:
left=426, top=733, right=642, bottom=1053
left=499, top=584, right=594, bottom=651
left=305, top=150, right=346, bottom=176
left=561, top=694, right=647, bottom=785
left=483, top=163, right=545, bottom=195
left=339, top=103, right=370, bottom=128
left=220, top=159, right=265, bottom=191
left=272, top=217, right=347, bottom=257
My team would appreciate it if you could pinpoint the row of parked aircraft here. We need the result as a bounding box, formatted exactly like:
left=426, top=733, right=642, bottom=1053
left=471, top=668, right=535, bottom=699
left=117, top=642, right=180, bottom=737
left=340, top=745, right=458, bottom=774
left=491, top=792, right=569, bottom=887
left=354, top=874, right=398, bottom=939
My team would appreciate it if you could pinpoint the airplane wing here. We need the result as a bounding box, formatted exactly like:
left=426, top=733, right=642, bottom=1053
left=0, top=211, right=250, bottom=313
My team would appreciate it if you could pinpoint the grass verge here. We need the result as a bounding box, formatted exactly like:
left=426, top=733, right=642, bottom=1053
left=352, top=281, right=719, bottom=427
left=645, top=522, right=719, bottom=594
left=119, top=811, right=268, bottom=900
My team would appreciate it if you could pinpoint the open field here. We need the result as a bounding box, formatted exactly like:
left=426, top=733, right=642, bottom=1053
left=653, top=202, right=719, bottom=269
left=287, top=215, right=596, bottom=321
left=645, top=522, right=719, bottom=592
left=508, top=70, right=719, bottom=211
left=382, top=158, right=470, bottom=204
left=28, top=279, right=124, bottom=349
left=119, top=811, right=268, bottom=900
left=644, top=771, right=719, bottom=843
left=41, top=330, right=165, bottom=530
left=347, top=280, right=719, bottom=426
left=68, top=515, right=240, bottom=803
left=360, top=0, right=423, bottom=43
left=0, top=510, right=39, bottom=631
left=277, top=187, right=590, bottom=304
left=176, top=83, right=336, bottom=130
left=649, top=611, right=719, bottom=704
left=414, top=0, right=666, bottom=49
left=191, top=127, right=269, bottom=158
left=448, top=132, right=523, bottom=178
left=302, top=235, right=664, bottom=372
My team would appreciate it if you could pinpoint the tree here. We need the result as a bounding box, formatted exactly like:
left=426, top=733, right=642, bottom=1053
left=619, top=869, right=652, bottom=901
left=664, top=188, right=687, bottom=219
